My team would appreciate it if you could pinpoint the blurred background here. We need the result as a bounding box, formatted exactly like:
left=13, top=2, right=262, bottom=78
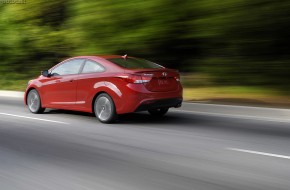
left=1, top=0, right=290, bottom=105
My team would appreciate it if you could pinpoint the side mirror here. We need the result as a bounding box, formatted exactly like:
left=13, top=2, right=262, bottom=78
left=41, top=70, right=50, bottom=77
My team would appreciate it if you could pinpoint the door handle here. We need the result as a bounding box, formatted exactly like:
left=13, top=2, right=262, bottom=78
left=55, top=79, right=73, bottom=83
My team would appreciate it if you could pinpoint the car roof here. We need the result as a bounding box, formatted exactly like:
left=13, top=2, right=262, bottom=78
left=71, top=55, right=130, bottom=60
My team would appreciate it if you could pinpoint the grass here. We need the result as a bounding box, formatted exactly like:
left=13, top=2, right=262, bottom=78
left=0, top=79, right=28, bottom=91
left=180, top=73, right=290, bottom=106
left=183, top=86, right=290, bottom=106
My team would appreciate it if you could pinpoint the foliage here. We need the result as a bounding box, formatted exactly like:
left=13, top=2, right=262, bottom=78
left=0, top=0, right=290, bottom=89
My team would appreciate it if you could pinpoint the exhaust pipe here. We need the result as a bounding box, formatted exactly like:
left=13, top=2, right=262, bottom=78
left=175, top=103, right=182, bottom=108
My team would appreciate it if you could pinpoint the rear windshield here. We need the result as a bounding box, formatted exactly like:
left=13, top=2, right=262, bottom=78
left=107, top=58, right=163, bottom=69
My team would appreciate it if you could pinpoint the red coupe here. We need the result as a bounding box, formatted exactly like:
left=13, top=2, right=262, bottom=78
left=25, top=55, right=183, bottom=123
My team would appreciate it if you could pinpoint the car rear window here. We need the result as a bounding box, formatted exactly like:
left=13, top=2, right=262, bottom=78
left=107, top=58, right=163, bottom=69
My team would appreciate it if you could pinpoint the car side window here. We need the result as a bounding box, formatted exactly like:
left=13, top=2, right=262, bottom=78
left=51, top=59, right=84, bottom=76
left=81, top=60, right=105, bottom=73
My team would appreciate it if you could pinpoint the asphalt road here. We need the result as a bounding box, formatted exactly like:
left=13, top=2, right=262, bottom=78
left=0, top=96, right=290, bottom=190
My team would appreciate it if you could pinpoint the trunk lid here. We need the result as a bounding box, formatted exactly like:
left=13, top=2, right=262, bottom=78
left=128, top=69, right=180, bottom=92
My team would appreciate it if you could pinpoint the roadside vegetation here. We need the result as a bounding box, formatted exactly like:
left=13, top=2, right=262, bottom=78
left=1, top=0, right=290, bottom=105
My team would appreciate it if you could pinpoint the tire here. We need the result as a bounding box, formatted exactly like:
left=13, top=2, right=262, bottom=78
left=148, top=108, right=169, bottom=117
left=27, top=89, right=45, bottom=114
left=94, top=93, right=117, bottom=123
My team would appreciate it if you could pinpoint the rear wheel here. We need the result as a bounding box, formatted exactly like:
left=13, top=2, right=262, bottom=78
left=94, top=93, right=117, bottom=123
left=148, top=108, right=169, bottom=117
left=27, top=89, right=45, bottom=114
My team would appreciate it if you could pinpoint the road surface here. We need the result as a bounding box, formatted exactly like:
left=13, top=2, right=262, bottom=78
left=0, top=95, right=290, bottom=190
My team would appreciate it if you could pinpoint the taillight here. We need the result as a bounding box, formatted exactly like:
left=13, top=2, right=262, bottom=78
left=174, top=75, right=180, bottom=82
left=141, top=73, right=153, bottom=83
left=119, top=74, right=152, bottom=84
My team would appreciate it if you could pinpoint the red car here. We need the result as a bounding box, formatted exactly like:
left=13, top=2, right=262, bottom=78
left=25, top=55, right=183, bottom=123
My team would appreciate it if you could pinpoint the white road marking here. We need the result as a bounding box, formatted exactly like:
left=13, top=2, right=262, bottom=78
left=227, top=148, right=290, bottom=160
left=0, top=113, right=69, bottom=125
left=172, top=110, right=290, bottom=123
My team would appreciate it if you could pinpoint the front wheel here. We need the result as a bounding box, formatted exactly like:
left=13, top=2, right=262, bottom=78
left=148, top=108, right=169, bottom=117
left=94, top=93, right=117, bottom=123
left=27, top=89, right=45, bottom=114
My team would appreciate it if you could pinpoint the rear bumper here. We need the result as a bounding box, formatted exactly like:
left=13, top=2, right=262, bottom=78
left=115, top=82, right=183, bottom=114
left=135, top=98, right=182, bottom=112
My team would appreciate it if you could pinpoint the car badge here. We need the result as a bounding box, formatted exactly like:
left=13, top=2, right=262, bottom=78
left=162, top=72, right=168, bottom=77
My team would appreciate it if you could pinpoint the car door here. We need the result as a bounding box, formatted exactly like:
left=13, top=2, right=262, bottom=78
left=76, top=59, right=106, bottom=108
left=42, top=58, right=85, bottom=107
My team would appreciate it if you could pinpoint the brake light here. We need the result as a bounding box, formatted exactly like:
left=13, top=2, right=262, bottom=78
left=141, top=73, right=153, bottom=83
left=174, top=75, right=180, bottom=82
left=119, top=74, right=152, bottom=84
